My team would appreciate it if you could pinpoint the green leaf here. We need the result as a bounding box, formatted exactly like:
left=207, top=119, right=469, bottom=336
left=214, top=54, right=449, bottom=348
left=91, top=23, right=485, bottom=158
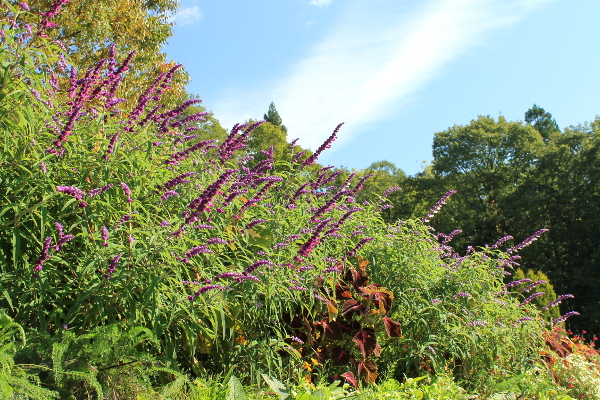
left=226, top=375, right=246, bottom=400
left=261, top=373, right=289, bottom=400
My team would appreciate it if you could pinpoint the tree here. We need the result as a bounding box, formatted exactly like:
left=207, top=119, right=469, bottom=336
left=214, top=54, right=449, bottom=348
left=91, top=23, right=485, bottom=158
left=244, top=120, right=288, bottom=166
left=430, top=115, right=545, bottom=250
left=17, top=0, right=190, bottom=111
left=264, top=102, right=287, bottom=133
left=524, top=104, right=560, bottom=141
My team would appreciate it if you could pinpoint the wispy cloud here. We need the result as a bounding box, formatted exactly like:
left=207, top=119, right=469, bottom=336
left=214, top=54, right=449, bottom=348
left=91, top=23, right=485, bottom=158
left=168, top=6, right=203, bottom=26
left=308, top=0, right=333, bottom=6
left=213, top=0, right=554, bottom=149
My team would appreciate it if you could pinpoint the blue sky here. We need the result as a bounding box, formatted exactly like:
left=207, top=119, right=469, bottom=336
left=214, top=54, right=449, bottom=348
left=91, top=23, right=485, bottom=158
left=164, top=0, right=600, bottom=176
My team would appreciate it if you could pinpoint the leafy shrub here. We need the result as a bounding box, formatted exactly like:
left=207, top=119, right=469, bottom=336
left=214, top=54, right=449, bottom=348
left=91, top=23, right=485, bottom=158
left=0, top=312, right=59, bottom=399
left=0, top=1, right=583, bottom=398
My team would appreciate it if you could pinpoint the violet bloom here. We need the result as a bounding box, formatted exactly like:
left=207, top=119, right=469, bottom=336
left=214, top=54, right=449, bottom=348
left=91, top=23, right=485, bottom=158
left=515, top=317, right=534, bottom=324
left=159, top=220, right=170, bottom=227
left=302, top=123, right=343, bottom=166
left=543, top=294, right=574, bottom=310
left=522, top=292, right=545, bottom=305
left=206, top=238, right=228, bottom=245
left=507, top=229, right=549, bottom=254
left=184, top=245, right=213, bottom=260
left=88, top=184, right=113, bottom=197
left=289, top=286, right=309, bottom=291
left=503, top=279, right=532, bottom=289
left=121, top=182, right=133, bottom=202
left=492, top=235, right=513, bottom=249
left=57, top=185, right=86, bottom=200
left=194, top=285, right=230, bottom=296
left=101, top=226, right=109, bottom=246
left=347, top=237, right=375, bottom=257
left=114, top=212, right=137, bottom=228
left=161, top=191, right=178, bottom=201
left=245, top=219, right=267, bottom=229
left=467, top=320, right=487, bottom=327
left=380, top=186, right=401, bottom=201
left=245, top=260, right=274, bottom=274
left=105, top=253, right=121, bottom=279
left=290, top=336, right=304, bottom=344
left=19, top=2, right=30, bottom=11
left=55, top=222, right=64, bottom=237
left=422, top=190, right=457, bottom=223
left=40, top=161, right=47, bottom=173
left=521, top=280, right=547, bottom=293
left=157, top=172, right=198, bottom=191
left=553, top=311, right=580, bottom=324
left=33, top=237, right=53, bottom=275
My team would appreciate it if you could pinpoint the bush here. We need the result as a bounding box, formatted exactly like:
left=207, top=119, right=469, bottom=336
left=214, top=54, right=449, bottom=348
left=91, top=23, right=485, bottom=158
left=0, top=1, right=582, bottom=398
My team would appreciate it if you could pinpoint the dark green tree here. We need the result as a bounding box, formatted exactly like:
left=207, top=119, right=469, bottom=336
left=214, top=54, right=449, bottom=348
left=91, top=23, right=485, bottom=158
left=430, top=115, right=545, bottom=250
left=524, top=104, right=561, bottom=141
left=264, top=102, right=287, bottom=133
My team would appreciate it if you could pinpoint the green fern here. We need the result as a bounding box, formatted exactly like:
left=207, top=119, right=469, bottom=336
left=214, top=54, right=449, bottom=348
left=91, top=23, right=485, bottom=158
left=0, top=311, right=58, bottom=399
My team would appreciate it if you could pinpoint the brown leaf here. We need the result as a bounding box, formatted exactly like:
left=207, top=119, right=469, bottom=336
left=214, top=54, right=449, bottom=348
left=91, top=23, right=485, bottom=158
left=331, top=346, right=351, bottom=366
left=341, top=371, right=358, bottom=389
left=342, top=299, right=363, bottom=316
left=352, top=328, right=377, bottom=358
left=357, top=360, right=378, bottom=384
left=324, top=320, right=344, bottom=341
left=382, top=316, right=402, bottom=338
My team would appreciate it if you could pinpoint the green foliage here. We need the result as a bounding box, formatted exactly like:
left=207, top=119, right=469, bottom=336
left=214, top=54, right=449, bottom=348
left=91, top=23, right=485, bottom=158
left=17, top=0, right=191, bottom=112
left=365, top=220, right=548, bottom=392
left=355, top=375, right=467, bottom=399
left=0, top=312, right=59, bottom=399
left=0, top=3, right=591, bottom=398
left=511, top=268, right=560, bottom=321
left=264, top=102, right=287, bottom=133
left=524, top=104, right=561, bottom=141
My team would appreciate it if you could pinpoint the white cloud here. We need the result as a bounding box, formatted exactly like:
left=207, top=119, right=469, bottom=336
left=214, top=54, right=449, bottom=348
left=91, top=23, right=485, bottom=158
left=168, top=6, right=203, bottom=26
left=309, top=0, right=333, bottom=6
left=213, top=0, right=555, bottom=150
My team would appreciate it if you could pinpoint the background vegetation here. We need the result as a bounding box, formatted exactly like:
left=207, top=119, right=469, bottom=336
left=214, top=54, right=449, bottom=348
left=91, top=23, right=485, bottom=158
left=1, top=1, right=599, bottom=399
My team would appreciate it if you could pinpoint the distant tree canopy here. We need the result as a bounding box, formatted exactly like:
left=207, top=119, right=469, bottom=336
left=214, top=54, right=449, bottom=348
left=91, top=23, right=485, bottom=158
left=18, top=0, right=190, bottom=111
left=377, top=106, right=600, bottom=334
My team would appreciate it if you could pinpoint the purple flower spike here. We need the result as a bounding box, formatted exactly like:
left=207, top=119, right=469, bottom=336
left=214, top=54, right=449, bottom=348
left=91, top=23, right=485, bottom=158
left=57, top=185, right=86, bottom=200
left=161, top=190, right=179, bottom=201
left=515, top=317, right=534, bottom=324
left=507, top=229, right=549, bottom=254
left=19, top=2, right=30, bottom=11
left=121, top=182, right=133, bottom=202
left=422, top=190, right=457, bottom=223
left=543, top=294, right=574, bottom=310
left=289, top=286, right=309, bottom=291
left=105, top=253, right=121, bottom=279
left=522, top=292, right=545, bottom=305
left=245, top=219, right=267, bottom=229
left=33, top=237, right=53, bottom=275
left=101, top=226, right=109, bottom=246
left=245, top=260, right=274, bottom=274
left=194, top=284, right=229, bottom=295
left=88, top=184, right=114, bottom=197
left=55, top=222, right=64, bottom=237
left=347, top=237, right=375, bottom=257
left=291, top=336, right=304, bottom=344
left=553, top=311, right=580, bottom=324
left=302, top=123, right=343, bottom=166
left=380, top=186, right=401, bottom=201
